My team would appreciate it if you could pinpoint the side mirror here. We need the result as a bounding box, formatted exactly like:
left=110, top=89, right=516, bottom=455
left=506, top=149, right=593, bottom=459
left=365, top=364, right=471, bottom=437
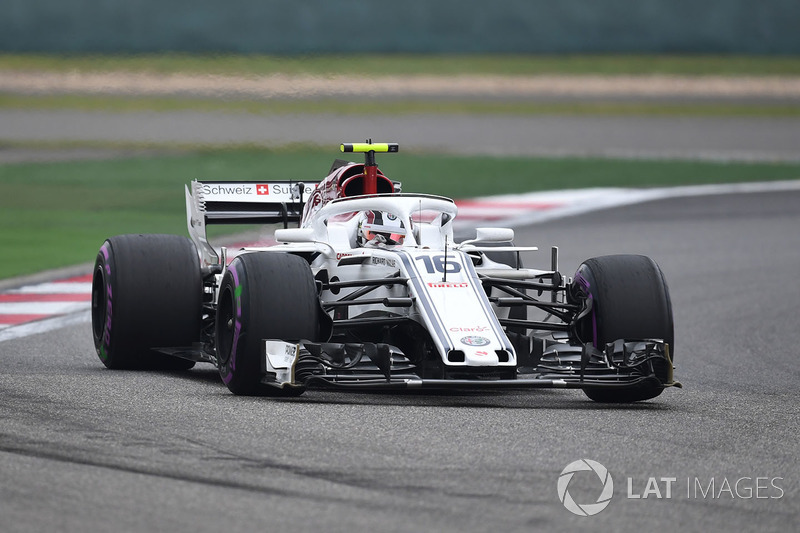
left=462, top=227, right=515, bottom=245
left=274, top=228, right=315, bottom=243
left=476, top=227, right=514, bottom=242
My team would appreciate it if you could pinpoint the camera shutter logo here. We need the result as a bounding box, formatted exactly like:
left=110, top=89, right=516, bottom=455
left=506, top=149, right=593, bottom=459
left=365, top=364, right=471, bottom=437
left=557, top=459, right=614, bottom=516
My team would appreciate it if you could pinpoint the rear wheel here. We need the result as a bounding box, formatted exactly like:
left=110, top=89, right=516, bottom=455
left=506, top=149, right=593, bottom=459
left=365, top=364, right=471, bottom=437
left=216, top=252, right=321, bottom=396
left=91, top=234, right=202, bottom=370
left=573, top=254, right=673, bottom=403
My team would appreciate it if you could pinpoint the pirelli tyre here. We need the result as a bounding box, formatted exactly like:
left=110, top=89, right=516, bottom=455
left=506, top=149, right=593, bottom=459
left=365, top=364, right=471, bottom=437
left=573, top=254, right=674, bottom=403
left=91, top=234, right=202, bottom=370
left=216, top=252, right=321, bottom=396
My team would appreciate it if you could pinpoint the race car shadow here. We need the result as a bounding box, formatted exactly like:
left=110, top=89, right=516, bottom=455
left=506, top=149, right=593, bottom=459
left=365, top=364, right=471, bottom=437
left=157, top=368, right=676, bottom=411
left=275, top=389, right=676, bottom=411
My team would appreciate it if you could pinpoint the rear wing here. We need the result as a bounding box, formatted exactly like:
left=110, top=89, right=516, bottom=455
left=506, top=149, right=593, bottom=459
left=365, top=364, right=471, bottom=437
left=185, top=180, right=318, bottom=269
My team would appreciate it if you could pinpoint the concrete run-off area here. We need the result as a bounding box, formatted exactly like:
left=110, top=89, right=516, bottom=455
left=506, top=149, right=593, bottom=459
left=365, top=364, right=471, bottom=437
left=2, top=71, right=800, bottom=101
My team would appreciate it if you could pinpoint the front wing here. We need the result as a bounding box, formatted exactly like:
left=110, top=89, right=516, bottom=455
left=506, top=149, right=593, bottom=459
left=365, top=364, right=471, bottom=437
left=261, top=338, right=681, bottom=393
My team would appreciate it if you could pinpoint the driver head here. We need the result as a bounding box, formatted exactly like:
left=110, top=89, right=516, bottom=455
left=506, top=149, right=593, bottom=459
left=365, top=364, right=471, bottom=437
left=358, top=210, right=405, bottom=246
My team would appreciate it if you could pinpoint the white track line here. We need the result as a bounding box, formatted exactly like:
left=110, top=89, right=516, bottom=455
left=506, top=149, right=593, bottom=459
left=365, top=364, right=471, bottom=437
left=0, top=310, right=91, bottom=342
left=7, top=282, right=93, bottom=294
left=459, top=180, right=800, bottom=228
left=0, top=301, right=88, bottom=315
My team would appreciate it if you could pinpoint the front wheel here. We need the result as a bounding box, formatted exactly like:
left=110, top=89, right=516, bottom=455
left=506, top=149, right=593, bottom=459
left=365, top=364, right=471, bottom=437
left=572, top=254, right=674, bottom=403
left=216, top=252, right=321, bottom=396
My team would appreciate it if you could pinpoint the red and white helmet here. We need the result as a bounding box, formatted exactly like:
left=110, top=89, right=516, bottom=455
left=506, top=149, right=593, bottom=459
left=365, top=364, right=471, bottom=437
left=358, top=210, right=406, bottom=246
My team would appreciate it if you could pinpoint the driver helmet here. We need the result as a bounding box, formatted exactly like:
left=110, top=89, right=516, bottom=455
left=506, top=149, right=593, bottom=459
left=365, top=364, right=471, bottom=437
left=358, top=210, right=405, bottom=246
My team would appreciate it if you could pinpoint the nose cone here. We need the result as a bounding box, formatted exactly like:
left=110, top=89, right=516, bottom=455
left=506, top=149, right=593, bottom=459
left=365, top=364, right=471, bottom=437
left=465, top=349, right=500, bottom=366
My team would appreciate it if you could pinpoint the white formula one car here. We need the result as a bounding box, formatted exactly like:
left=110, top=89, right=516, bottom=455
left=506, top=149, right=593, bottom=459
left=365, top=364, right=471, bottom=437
left=91, top=142, right=680, bottom=402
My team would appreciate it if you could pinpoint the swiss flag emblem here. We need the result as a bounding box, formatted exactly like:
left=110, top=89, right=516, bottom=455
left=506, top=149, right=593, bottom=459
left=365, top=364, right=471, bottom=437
left=256, top=184, right=270, bottom=195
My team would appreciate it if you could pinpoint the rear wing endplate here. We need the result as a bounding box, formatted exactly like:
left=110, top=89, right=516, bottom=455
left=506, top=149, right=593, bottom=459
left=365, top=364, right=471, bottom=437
left=185, top=180, right=318, bottom=269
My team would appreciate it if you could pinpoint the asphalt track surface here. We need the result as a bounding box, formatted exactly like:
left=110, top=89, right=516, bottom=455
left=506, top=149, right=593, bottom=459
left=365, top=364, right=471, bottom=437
left=1, top=189, right=798, bottom=532
left=2, top=109, right=800, bottom=161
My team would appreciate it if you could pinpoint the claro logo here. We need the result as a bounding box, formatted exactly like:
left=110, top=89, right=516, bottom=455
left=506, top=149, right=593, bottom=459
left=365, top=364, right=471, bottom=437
left=427, top=282, right=468, bottom=288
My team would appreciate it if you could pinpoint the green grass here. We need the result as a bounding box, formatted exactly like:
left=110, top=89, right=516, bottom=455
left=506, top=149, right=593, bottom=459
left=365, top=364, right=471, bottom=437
left=2, top=93, right=797, bottom=118
left=3, top=53, right=800, bottom=76
left=1, top=147, right=799, bottom=279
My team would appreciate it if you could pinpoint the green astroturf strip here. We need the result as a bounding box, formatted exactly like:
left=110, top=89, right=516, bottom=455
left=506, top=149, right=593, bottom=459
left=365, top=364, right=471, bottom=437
left=3, top=53, right=800, bottom=76
left=1, top=93, right=797, bottom=118
left=1, top=148, right=799, bottom=279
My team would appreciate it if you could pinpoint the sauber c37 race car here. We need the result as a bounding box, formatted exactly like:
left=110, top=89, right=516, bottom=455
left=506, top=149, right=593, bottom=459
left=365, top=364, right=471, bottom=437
left=91, top=142, right=680, bottom=402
